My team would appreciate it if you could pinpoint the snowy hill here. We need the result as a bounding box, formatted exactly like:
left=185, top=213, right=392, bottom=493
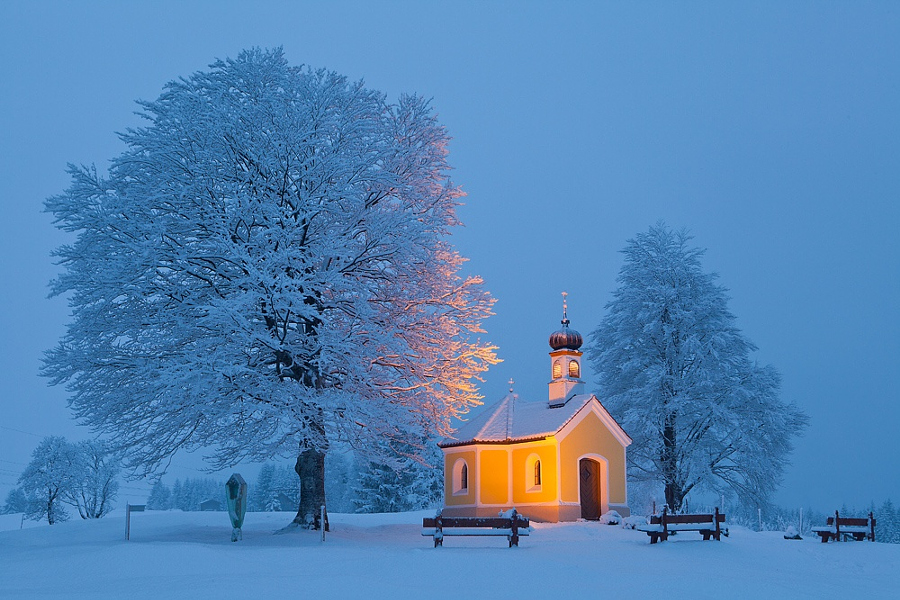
left=1, top=510, right=897, bottom=599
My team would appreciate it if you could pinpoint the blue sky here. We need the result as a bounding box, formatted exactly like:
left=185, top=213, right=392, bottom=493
left=1, top=1, right=897, bottom=510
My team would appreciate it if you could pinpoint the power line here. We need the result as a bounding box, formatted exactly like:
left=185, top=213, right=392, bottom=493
left=0, top=425, right=42, bottom=438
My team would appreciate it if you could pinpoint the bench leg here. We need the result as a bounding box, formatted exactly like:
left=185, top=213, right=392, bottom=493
left=702, top=532, right=711, bottom=541
left=649, top=533, right=658, bottom=544
left=434, top=538, right=442, bottom=548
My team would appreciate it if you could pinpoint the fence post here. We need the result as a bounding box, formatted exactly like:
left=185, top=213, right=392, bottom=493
left=868, top=511, right=875, bottom=542
left=321, top=505, right=326, bottom=542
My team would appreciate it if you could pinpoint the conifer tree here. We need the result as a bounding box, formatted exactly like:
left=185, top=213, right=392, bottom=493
left=146, top=481, right=172, bottom=510
left=589, top=223, right=808, bottom=511
left=353, top=438, right=442, bottom=513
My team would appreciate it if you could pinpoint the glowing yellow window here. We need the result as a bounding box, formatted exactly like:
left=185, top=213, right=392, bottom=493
left=452, top=459, right=469, bottom=495
left=552, top=360, right=562, bottom=379
left=568, top=360, right=580, bottom=378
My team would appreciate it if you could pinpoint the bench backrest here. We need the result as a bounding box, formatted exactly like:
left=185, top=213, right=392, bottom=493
left=423, top=514, right=530, bottom=529
left=826, top=516, right=871, bottom=527
left=649, top=509, right=725, bottom=526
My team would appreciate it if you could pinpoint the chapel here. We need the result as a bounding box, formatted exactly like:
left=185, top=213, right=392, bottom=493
left=439, top=298, right=631, bottom=522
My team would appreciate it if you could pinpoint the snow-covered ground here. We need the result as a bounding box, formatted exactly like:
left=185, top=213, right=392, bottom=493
left=1, top=509, right=897, bottom=599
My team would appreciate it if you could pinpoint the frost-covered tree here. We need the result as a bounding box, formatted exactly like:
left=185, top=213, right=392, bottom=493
left=324, top=450, right=353, bottom=513
left=171, top=480, right=183, bottom=510
left=43, top=48, right=496, bottom=529
left=588, top=223, right=808, bottom=512
left=146, top=480, right=172, bottom=510
left=353, top=438, right=442, bottom=513
left=251, top=464, right=300, bottom=512
left=2, top=488, right=28, bottom=515
left=66, top=440, right=120, bottom=519
left=877, top=499, right=898, bottom=544
left=18, top=436, right=78, bottom=524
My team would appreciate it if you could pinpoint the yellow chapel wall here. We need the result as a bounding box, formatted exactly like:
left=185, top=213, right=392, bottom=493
left=478, top=448, right=509, bottom=505
left=511, top=440, right=558, bottom=505
left=443, top=449, right=476, bottom=506
left=559, top=410, right=627, bottom=505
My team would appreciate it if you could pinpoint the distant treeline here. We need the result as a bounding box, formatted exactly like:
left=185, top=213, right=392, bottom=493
left=144, top=443, right=442, bottom=515
left=146, top=477, right=225, bottom=511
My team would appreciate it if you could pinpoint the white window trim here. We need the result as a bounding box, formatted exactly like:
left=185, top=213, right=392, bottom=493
left=452, top=458, right=469, bottom=496
left=525, top=453, right=543, bottom=493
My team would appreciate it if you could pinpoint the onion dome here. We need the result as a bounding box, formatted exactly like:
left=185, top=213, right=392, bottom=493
left=549, top=293, right=583, bottom=350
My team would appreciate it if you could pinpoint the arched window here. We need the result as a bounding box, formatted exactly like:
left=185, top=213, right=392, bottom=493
left=525, top=454, right=542, bottom=493
left=568, top=359, right=580, bottom=379
left=452, top=458, right=469, bottom=495
left=552, top=359, right=562, bottom=379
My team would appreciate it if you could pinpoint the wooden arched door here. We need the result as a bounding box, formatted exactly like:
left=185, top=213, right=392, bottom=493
left=579, top=458, right=602, bottom=520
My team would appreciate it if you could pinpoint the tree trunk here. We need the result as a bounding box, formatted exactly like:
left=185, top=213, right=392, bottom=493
left=293, top=442, right=329, bottom=531
left=662, top=410, right=684, bottom=512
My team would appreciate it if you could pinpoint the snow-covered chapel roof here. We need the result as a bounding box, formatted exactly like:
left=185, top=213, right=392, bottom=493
left=439, top=393, right=608, bottom=448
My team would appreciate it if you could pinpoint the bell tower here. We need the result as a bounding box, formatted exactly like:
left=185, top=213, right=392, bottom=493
left=548, top=292, right=585, bottom=408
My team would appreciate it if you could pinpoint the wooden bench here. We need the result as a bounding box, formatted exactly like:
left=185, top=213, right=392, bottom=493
left=422, top=508, right=531, bottom=548
left=812, top=511, right=875, bottom=542
left=635, top=507, right=728, bottom=543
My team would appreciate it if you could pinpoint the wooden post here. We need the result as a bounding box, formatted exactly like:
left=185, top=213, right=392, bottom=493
left=660, top=507, right=668, bottom=542
left=834, top=510, right=841, bottom=542
left=714, top=507, right=721, bottom=541
left=320, top=505, right=326, bottom=542
left=125, top=504, right=145, bottom=541
left=509, top=508, right=519, bottom=548
left=434, top=511, right=443, bottom=548
left=868, top=511, right=876, bottom=542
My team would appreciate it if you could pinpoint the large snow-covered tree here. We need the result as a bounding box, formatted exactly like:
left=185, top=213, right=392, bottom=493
left=65, top=440, right=120, bottom=519
left=18, top=436, right=78, bottom=524
left=43, top=48, right=496, bottom=529
left=588, top=223, right=807, bottom=512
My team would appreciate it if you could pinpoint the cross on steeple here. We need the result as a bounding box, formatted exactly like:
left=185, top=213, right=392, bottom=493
left=562, top=291, right=569, bottom=325
left=508, top=378, right=515, bottom=393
